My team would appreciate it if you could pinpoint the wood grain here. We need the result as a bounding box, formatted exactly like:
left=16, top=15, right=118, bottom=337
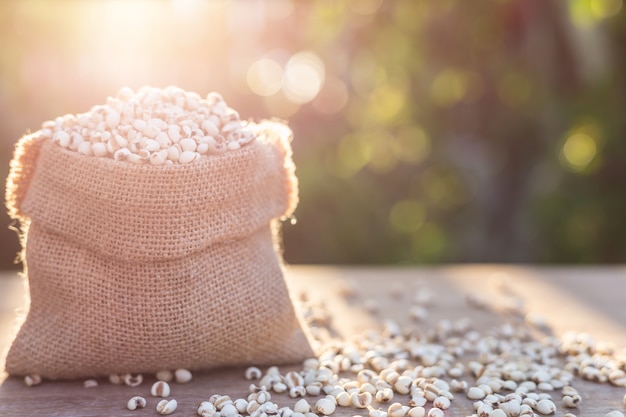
left=0, top=265, right=625, bottom=416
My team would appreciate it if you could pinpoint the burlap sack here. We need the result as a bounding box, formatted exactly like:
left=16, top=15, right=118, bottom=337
left=4, top=122, right=313, bottom=379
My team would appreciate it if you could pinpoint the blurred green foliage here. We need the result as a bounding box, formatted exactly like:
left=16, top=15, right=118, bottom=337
left=1, top=0, right=625, bottom=268
left=285, top=0, right=626, bottom=263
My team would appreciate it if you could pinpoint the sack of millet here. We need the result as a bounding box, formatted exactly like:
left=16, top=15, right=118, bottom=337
left=3, top=86, right=313, bottom=379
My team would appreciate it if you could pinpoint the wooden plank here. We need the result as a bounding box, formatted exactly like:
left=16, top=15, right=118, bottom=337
left=0, top=266, right=625, bottom=416
left=0, top=272, right=25, bottom=355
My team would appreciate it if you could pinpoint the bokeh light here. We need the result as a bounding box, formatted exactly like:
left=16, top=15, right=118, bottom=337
left=282, top=51, right=326, bottom=104
left=560, top=133, right=598, bottom=172
left=389, top=199, right=425, bottom=234
left=334, top=133, right=372, bottom=178
left=589, top=0, right=623, bottom=18
left=247, top=59, right=284, bottom=97
left=367, top=84, right=407, bottom=124
left=570, top=0, right=624, bottom=27
left=430, top=69, right=470, bottom=107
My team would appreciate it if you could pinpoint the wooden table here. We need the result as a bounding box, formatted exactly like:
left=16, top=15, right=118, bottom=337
left=1, top=265, right=625, bottom=416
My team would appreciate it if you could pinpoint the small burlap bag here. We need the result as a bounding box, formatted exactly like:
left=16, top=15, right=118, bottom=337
left=4, top=122, right=313, bottom=379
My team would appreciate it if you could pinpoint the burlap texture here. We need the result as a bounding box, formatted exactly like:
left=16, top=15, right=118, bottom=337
left=4, top=122, right=313, bottom=379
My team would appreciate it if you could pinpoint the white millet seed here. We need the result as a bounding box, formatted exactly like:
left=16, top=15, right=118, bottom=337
left=484, top=394, right=500, bottom=405
left=468, top=386, right=487, bottom=400
left=127, top=396, right=147, bottom=410
left=535, top=399, right=556, bottom=415
left=290, top=386, right=307, bottom=398
left=351, top=391, right=373, bottom=408
left=123, top=373, right=143, bottom=387
left=227, top=141, right=241, bottom=151
left=503, top=393, right=521, bottom=403
left=438, top=389, right=454, bottom=401
left=286, top=371, right=305, bottom=389
left=387, top=402, right=408, bottom=417
left=53, top=130, right=70, bottom=147
left=477, top=403, right=493, bottom=417
left=294, top=399, right=311, bottom=413
left=380, top=369, right=399, bottom=384
left=538, top=393, right=552, bottom=401
left=247, top=391, right=260, bottom=403
left=306, top=383, right=322, bottom=396
left=315, top=398, right=336, bottom=415
left=336, top=391, right=352, bottom=407
left=562, top=394, right=581, bottom=408
left=83, top=379, right=98, bottom=388
left=245, top=366, right=263, bottom=380
left=302, top=357, right=319, bottom=370
left=47, top=87, right=254, bottom=165
left=502, top=380, right=517, bottom=391
left=370, top=409, right=388, bottom=417
left=499, top=400, right=521, bottom=417
left=376, top=388, right=394, bottom=402
left=489, top=410, right=507, bottom=417
left=427, top=408, right=444, bottom=417
left=109, top=374, right=123, bottom=385
left=450, top=379, right=468, bottom=392
left=537, top=382, right=554, bottom=391
left=605, top=412, right=625, bottom=417
left=376, top=380, right=392, bottom=391
left=174, top=368, right=193, bottom=383
left=357, top=369, right=377, bottom=384
left=255, top=390, right=272, bottom=404
left=273, top=381, right=288, bottom=393
left=234, top=398, right=249, bottom=413
left=246, top=400, right=261, bottom=414
left=278, top=406, right=293, bottom=417
left=156, top=399, right=178, bottom=415
left=448, top=367, right=463, bottom=378
left=214, top=395, right=233, bottom=410
left=408, top=395, right=426, bottom=407
left=156, top=370, right=174, bottom=382
left=24, top=375, right=42, bottom=387
left=478, top=384, right=493, bottom=395
left=151, top=381, right=171, bottom=397
left=361, top=382, right=377, bottom=395
left=221, top=403, right=238, bottom=417
left=408, top=407, right=426, bottom=417
left=393, top=376, right=412, bottom=394
left=522, top=397, right=537, bottom=408
left=324, top=394, right=338, bottom=406
left=433, top=396, right=451, bottom=410
left=343, top=381, right=360, bottom=393
left=519, top=405, right=533, bottom=416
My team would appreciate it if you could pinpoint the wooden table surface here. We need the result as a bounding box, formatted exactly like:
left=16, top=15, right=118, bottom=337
left=1, top=265, right=625, bottom=416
